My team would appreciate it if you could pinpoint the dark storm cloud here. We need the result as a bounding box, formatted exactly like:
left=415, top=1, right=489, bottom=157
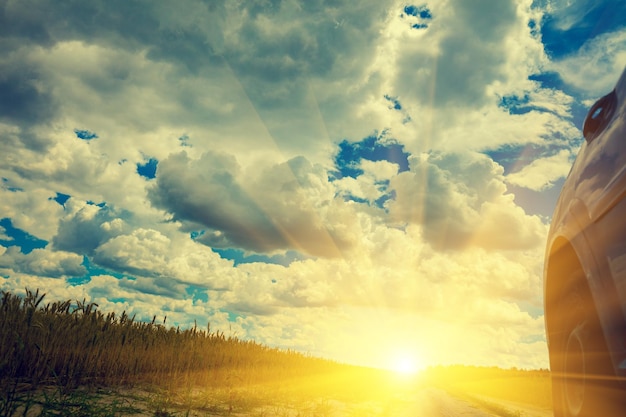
left=0, top=64, right=56, bottom=129
left=0, top=0, right=53, bottom=49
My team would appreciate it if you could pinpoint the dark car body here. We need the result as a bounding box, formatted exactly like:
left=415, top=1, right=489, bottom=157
left=544, top=67, right=626, bottom=416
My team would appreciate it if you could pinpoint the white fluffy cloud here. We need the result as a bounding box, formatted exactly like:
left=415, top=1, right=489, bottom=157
left=550, top=26, right=626, bottom=97
left=93, top=227, right=235, bottom=290
left=0, top=247, right=85, bottom=278
left=388, top=151, right=546, bottom=250
left=506, top=149, right=574, bottom=191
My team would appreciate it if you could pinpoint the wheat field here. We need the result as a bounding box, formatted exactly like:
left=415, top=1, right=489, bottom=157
left=0, top=289, right=552, bottom=416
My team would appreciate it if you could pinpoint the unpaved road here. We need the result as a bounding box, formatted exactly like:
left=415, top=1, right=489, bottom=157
left=385, top=387, right=501, bottom=416
left=16, top=385, right=552, bottom=416
left=243, top=387, right=553, bottom=417
left=367, top=387, right=551, bottom=417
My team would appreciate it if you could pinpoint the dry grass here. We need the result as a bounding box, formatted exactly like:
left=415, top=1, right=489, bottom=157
left=0, top=289, right=554, bottom=416
left=0, top=288, right=360, bottom=416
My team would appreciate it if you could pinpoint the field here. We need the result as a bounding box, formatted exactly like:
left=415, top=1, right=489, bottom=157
left=0, top=289, right=552, bottom=416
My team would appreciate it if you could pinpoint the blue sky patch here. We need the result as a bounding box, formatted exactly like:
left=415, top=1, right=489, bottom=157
left=402, top=4, right=432, bottom=29
left=403, top=4, right=432, bottom=19
left=66, top=275, right=91, bottom=285
left=67, top=256, right=131, bottom=287
left=528, top=19, right=538, bottom=37
left=537, top=0, right=626, bottom=59
left=499, top=94, right=533, bottom=115
left=332, top=134, right=410, bottom=180
left=190, top=230, right=205, bottom=240
left=342, top=194, right=369, bottom=205
left=507, top=180, right=565, bottom=219
left=74, top=129, right=98, bottom=140
left=87, top=200, right=107, bottom=208
left=50, top=192, right=71, bottom=207
left=81, top=256, right=127, bottom=279
left=529, top=72, right=569, bottom=93
left=185, top=285, right=209, bottom=303
left=0, top=218, right=47, bottom=254
left=137, top=157, right=158, bottom=179
left=375, top=190, right=395, bottom=208
left=2, top=177, right=24, bottom=192
left=384, top=94, right=402, bottom=110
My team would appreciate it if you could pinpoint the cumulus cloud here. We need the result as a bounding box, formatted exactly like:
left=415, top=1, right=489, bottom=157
left=93, top=227, right=234, bottom=290
left=506, top=149, right=573, bottom=191
left=148, top=151, right=358, bottom=257
left=0, top=246, right=86, bottom=278
left=0, top=186, right=65, bottom=240
left=388, top=151, right=546, bottom=250
left=53, top=202, right=129, bottom=255
left=394, top=0, right=519, bottom=109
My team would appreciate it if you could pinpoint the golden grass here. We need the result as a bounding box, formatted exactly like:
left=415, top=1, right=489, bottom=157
left=422, top=365, right=552, bottom=409
left=0, top=289, right=553, bottom=416
left=0, top=288, right=362, bottom=415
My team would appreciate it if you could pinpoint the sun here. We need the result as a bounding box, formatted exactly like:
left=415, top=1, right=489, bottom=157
left=391, top=354, right=422, bottom=375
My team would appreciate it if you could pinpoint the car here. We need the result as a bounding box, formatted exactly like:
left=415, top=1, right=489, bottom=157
left=544, top=66, right=626, bottom=417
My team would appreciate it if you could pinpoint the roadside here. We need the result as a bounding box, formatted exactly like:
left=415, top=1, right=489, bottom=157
left=462, top=393, right=553, bottom=417
left=8, top=384, right=553, bottom=417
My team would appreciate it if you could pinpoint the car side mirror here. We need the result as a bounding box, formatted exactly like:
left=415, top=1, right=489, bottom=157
left=583, top=90, right=617, bottom=143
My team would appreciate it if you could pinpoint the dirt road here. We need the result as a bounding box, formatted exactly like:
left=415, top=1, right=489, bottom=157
left=245, top=386, right=549, bottom=417
left=374, top=387, right=509, bottom=417
left=15, top=384, right=552, bottom=416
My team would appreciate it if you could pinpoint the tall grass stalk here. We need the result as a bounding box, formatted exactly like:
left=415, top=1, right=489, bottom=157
left=0, top=289, right=341, bottom=415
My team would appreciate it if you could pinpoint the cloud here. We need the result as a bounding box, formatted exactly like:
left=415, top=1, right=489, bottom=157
left=333, top=158, right=399, bottom=205
left=53, top=202, right=129, bottom=255
left=0, top=246, right=86, bottom=278
left=148, top=151, right=359, bottom=257
left=394, top=0, right=519, bottom=109
left=388, top=151, right=546, bottom=250
left=0, top=187, right=65, bottom=241
left=505, top=149, right=573, bottom=191
left=93, top=227, right=234, bottom=290
left=0, top=62, right=56, bottom=128
left=0, top=225, right=8, bottom=241
left=550, top=29, right=626, bottom=97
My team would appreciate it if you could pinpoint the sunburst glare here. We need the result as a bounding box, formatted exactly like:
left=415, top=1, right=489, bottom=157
left=390, top=353, right=423, bottom=375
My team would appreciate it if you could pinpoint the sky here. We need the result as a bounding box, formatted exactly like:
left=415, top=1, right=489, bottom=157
left=1, top=0, right=626, bottom=371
